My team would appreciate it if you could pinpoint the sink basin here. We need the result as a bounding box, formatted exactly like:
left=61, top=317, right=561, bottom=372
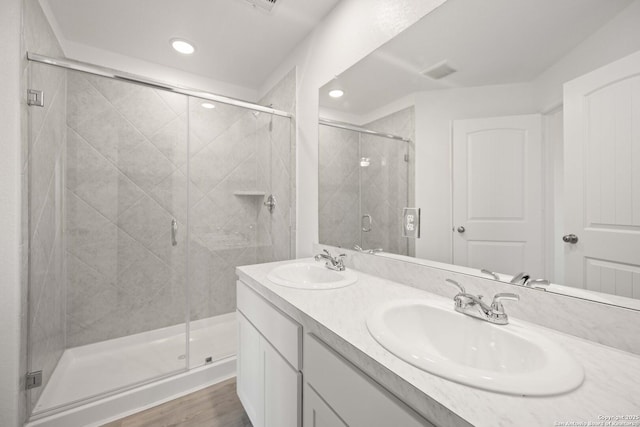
left=367, top=299, right=584, bottom=396
left=267, top=262, right=357, bottom=290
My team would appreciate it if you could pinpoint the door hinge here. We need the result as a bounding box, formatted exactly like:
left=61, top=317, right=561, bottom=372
left=26, top=371, right=42, bottom=390
left=27, top=89, right=44, bottom=107
left=404, top=153, right=409, bottom=162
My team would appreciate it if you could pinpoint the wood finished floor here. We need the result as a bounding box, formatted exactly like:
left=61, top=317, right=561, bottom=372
left=102, top=378, right=252, bottom=427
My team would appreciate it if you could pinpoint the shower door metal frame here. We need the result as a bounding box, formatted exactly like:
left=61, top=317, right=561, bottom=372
left=27, top=52, right=294, bottom=118
left=319, top=118, right=412, bottom=142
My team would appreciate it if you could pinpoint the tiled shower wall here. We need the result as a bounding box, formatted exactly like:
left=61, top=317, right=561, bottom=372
left=318, top=125, right=361, bottom=249
left=187, top=70, right=295, bottom=323
left=257, top=69, right=296, bottom=264
left=65, top=69, right=295, bottom=347
left=318, top=107, right=414, bottom=255
left=23, top=0, right=67, bottom=409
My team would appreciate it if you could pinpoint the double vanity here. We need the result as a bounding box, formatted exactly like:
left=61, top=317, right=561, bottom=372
left=236, top=253, right=640, bottom=427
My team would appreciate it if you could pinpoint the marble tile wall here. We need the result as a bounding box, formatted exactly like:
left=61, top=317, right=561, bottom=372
left=187, top=69, right=294, bottom=321
left=255, top=68, right=296, bottom=264
left=314, top=243, right=640, bottom=355
left=318, top=125, right=361, bottom=249
left=318, top=107, right=415, bottom=255
left=23, top=0, right=67, bottom=411
left=187, top=96, right=263, bottom=322
left=65, top=69, right=295, bottom=346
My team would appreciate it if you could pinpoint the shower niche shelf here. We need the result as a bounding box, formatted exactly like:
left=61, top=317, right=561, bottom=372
left=233, top=191, right=266, bottom=196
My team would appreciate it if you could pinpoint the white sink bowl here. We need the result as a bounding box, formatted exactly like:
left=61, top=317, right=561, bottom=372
left=267, top=262, right=357, bottom=290
left=367, top=299, right=584, bottom=396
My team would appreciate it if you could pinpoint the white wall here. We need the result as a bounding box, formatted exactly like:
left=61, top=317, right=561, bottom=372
left=414, top=83, right=537, bottom=262
left=260, top=0, right=447, bottom=256
left=36, top=1, right=258, bottom=101
left=0, top=0, right=24, bottom=424
left=533, top=0, right=640, bottom=111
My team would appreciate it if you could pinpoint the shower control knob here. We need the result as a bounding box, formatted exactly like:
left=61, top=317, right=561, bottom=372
left=562, top=234, right=579, bottom=244
left=457, top=226, right=465, bottom=233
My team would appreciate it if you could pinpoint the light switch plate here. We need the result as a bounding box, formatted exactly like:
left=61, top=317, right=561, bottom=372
left=403, top=208, right=420, bottom=238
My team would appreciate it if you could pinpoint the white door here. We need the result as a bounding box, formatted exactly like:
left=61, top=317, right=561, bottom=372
left=564, top=50, right=640, bottom=297
left=452, top=115, right=543, bottom=278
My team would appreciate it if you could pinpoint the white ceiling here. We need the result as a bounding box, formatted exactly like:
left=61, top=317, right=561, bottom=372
left=41, top=0, right=340, bottom=90
left=320, top=0, right=634, bottom=116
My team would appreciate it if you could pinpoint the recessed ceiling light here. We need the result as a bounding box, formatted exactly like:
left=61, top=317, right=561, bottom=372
left=201, top=102, right=216, bottom=109
left=171, top=39, right=195, bottom=55
left=328, top=89, right=344, bottom=98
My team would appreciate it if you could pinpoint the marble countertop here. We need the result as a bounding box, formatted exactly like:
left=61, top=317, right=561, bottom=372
left=237, top=258, right=640, bottom=427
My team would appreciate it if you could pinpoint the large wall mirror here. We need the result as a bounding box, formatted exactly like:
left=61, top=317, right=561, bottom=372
left=318, top=0, right=640, bottom=310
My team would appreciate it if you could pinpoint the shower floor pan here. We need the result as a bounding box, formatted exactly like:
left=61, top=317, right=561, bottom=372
left=29, top=312, right=237, bottom=426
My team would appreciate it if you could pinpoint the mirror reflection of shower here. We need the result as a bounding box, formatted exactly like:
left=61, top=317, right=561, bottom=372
left=318, top=115, right=414, bottom=257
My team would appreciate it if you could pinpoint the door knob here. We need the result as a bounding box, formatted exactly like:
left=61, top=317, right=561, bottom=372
left=562, top=234, right=579, bottom=244
left=457, top=226, right=465, bottom=233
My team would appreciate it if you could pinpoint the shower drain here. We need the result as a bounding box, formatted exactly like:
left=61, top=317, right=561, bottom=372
left=177, top=355, right=213, bottom=363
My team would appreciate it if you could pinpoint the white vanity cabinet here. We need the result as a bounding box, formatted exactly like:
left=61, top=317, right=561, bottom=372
left=237, top=278, right=433, bottom=427
left=303, top=334, right=433, bottom=427
left=236, top=281, right=302, bottom=427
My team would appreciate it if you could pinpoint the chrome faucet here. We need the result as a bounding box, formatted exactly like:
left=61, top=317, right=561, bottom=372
left=353, top=245, right=383, bottom=254
left=509, top=272, right=530, bottom=285
left=314, top=249, right=346, bottom=271
left=524, top=278, right=550, bottom=290
left=509, top=272, right=550, bottom=290
left=445, top=279, right=519, bottom=325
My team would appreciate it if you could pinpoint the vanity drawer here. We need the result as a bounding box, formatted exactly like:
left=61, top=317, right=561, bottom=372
left=304, top=334, right=433, bottom=427
left=237, top=280, right=302, bottom=369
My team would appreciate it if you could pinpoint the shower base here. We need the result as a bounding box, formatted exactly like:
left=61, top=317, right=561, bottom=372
left=27, top=312, right=237, bottom=427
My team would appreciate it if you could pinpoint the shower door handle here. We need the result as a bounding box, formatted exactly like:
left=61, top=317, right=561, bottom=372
left=362, top=214, right=372, bottom=232
left=171, top=218, right=178, bottom=246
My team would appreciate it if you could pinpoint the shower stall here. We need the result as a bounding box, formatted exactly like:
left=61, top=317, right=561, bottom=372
left=25, top=54, right=294, bottom=424
left=318, top=116, right=413, bottom=256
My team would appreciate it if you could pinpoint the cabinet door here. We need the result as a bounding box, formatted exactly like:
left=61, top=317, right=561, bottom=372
left=264, top=340, right=301, bottom=427
left=237, top=312, right=264, bottom=427
left=305, top=334, right=433, bottom=427
left=303, top=384, right=348, bottom=427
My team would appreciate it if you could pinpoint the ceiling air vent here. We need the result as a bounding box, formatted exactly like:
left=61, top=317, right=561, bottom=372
left=241, top=0, right=279, bottom=13
left=422, top=61, right=457, bottom=80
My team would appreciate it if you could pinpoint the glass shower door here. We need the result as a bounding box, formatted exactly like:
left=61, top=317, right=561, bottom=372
left=359, top=133, right=409, bottom=255
left=318, top=124, right=409, bottom=254
left=28, top=64, right=190, bottom=416
left=187, top=97, right=292, bottom=369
